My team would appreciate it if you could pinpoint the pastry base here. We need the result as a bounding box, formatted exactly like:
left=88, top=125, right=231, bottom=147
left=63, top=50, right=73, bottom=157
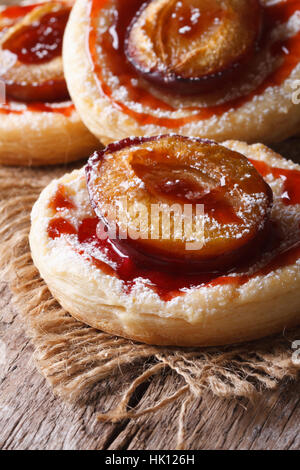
left=63, top=0, right=300, bottom=145
left=0, top=0, right=98, bottom=166
left=0, top=106, right=99, bottom=166
left=30, top=141, right=300, bottom=346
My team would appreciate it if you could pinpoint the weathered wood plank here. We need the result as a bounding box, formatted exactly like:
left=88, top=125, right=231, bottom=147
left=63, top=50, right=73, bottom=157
left=0, top=281, right=299, bottom=450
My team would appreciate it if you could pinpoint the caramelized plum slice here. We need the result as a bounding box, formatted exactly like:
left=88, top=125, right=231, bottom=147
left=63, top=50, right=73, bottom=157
left=125, top=0, right=262, bottom=94
left=0, top=2, right=70, bottom=102
left=86, top=135, right=273, bottom=273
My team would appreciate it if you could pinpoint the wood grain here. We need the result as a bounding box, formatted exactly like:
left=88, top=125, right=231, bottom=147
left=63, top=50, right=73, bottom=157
left=0, top=279, right=299, bottom=450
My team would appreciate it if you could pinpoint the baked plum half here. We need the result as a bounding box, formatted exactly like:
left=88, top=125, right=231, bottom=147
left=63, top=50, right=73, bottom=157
left=0, top=2, right=70, bottom=102
left=86, top=135, right=273, bottom=273
left=125, top=0, right=263, bottom=94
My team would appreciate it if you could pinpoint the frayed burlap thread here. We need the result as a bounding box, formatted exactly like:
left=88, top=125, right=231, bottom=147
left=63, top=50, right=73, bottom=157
left=0, top=164, right=300, bottom=442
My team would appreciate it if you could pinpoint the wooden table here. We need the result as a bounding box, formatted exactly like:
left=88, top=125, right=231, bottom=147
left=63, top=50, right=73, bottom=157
left=1, top=274, right=300, bottom=450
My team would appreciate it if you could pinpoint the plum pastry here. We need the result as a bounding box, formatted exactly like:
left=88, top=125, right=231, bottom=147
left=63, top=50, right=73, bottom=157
left=30, top=135, right=300, bottom=346
left=0, top=0, right=98, bottom=165
left=64, top=0, right=300, bottom=145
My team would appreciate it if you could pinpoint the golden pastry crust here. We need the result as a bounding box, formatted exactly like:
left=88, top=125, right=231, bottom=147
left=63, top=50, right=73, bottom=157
left=0, top=105, right=99, bottom=166
left=63, top=0, right=300, bottom=145
left=30, top=140, right=300, bottom=346
left=0, top=1, right=98, bottom=166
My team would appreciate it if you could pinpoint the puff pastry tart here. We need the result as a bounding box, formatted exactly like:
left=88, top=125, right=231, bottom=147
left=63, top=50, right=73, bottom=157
left=64, top=0, right=300, bottom=145
left=30, top=135, right=300, bottom=346
left=0, top=1, right=98, bottom=166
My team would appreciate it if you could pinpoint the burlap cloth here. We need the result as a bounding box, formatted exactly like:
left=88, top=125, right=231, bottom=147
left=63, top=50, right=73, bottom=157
left=1, top=141, right=300, bottom=447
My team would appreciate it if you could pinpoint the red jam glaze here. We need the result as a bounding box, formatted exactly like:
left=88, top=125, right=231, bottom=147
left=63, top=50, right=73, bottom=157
left=0, top=4, right=38, bottom=20
left=88, top=0, right=300, bottom=127
left=250, top=158, right=300, bottom=205
left=49, top=184, right=75, bottom=211
left=3, top=8, right=70, bottom=65
left=47, top=214, right=300, bottom=301
left=0, top=3, right=73, bottom=114
left=47, top=159, right=300, bottom=301
left=48, top=217, right=77, bottom=239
